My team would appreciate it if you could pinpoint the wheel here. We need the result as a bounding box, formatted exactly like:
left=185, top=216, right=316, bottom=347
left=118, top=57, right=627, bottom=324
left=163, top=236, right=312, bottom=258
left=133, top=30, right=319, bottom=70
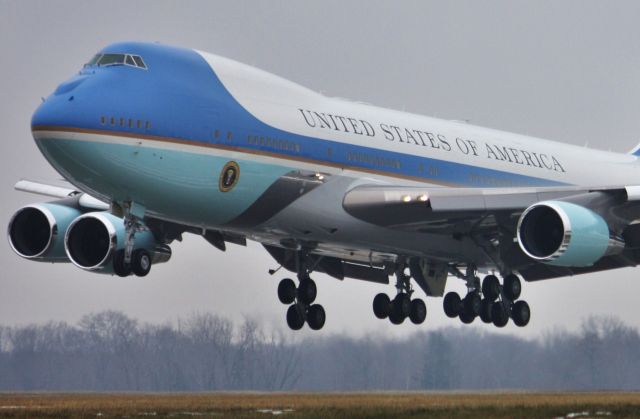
left=479, top=299, right=493, bottom=323
left=307, top=304, right=326, bottom=330
left=373, top=293, right=391, bottom=319
left=277, top=278, right=296, bottom=305
left=503, top=274, right=521, bottom=301
left=286, top=304, right=305, bottom=330
left=298, top=278, right=317, bottom=304
left=459, top=310, right=475, bottom=324
left=512, top=300, right=531, bottom=327
left=392, top=293, right=411, bottom=319
left=409, top=299, right=427, bottom=324
left=482, top=275, right=500, bottom=301
left=463, top=292, right=481, bottom=316
left=389, top=309, right=405, bottom=325
left=132, top=249, right=152, bottom=277
left=491, top=301, right=509, bottom=328
left=112, top=250, right=131, bottom=277
left=443, top=292, right=461, bottom=318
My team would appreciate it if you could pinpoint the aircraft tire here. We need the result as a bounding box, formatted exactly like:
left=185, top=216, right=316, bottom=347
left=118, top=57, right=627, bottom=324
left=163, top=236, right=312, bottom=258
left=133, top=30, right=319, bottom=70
left=443, top=292, right=461, bottom=318
left=278, top=278, right=296, bottom=305
left=459, top=310, right=475, bottom=324
left=463, top=292, right=481, bottom=316
left=479, top=299, right=493, bottom=323
left=393, top=293, right=411, bottom=318
left=491, top=302, right=509, bottom=328
left=409, top=299, right=427, bottom=324
left=113, top=250, right=132, bottom=277
left=307, top=304, right=326, bottom=330
left=504, top=274, right=522, bottom=301
left=132, top=249, right=152, bottom=277
left=286, top=304, right=305, bottom=330
left=389, top=308, right=405, bottom=325
left=482, top=275, right=500, bottom=301
left=297, top=278, right=317, bottom=305
left=512, top=300, right=531, bottom=327
left=373, top=293, right=391, bottom=319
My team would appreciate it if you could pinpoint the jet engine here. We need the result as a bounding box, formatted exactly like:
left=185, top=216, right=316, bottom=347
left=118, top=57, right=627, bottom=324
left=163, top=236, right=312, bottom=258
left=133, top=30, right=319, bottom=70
left=8, top=201, right=81, bottom=262
left=64, top=211, right=170, bottom=275
left=516, top=200, right=623, bottom=267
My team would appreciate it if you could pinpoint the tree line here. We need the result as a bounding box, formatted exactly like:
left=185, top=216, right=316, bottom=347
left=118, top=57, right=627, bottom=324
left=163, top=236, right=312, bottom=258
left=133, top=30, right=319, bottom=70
left=0, top=311, right=638, bottom=391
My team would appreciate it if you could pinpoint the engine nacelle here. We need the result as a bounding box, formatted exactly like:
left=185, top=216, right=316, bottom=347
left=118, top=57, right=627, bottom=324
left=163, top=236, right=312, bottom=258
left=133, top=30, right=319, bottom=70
left=64, top=212, right=169, bottom=273
left=516, top=200, right=623, bottom=267
left=7, top=202, right=81, bottom=262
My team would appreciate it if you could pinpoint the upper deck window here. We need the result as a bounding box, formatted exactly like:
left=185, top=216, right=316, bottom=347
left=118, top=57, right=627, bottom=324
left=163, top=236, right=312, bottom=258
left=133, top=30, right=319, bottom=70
left=85, top=53, right=147, bottom=69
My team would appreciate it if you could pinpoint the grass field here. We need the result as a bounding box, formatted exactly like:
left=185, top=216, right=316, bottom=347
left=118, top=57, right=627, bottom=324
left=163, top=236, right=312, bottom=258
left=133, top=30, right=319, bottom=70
left=1, top=392, right=640, bottom=418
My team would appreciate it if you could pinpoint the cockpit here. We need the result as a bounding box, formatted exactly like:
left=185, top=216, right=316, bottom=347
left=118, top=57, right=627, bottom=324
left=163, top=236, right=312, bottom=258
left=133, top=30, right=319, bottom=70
left=85, top=53, right=147, bottom=69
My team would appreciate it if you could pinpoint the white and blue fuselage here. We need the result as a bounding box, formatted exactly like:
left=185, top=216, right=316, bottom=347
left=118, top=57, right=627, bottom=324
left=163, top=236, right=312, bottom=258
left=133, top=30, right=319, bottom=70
left=29, top=42, right=640, bottom=266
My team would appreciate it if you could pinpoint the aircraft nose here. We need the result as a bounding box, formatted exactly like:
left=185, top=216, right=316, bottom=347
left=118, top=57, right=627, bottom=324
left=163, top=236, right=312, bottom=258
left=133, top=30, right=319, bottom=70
left=31, top=75, right=90, bottom=129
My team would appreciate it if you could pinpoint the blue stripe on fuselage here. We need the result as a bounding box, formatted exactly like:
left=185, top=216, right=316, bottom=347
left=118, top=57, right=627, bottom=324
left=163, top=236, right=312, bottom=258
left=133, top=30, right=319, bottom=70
left=33, top=42, right=565, bottom=188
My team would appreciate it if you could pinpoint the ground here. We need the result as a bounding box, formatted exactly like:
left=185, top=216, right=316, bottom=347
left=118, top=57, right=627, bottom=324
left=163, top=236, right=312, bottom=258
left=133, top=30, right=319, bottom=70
left=0, top=392, right=639, bottom=418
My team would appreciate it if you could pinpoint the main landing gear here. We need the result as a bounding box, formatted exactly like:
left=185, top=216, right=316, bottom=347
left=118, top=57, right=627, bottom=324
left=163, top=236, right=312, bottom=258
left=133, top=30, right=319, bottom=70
left=276, top=253, right=326, bottom=331
left=372, top=266, right=427, bottom=326
left=443, top=268, right=530, bottom=328
left=277, top=276, right=326, bottom=330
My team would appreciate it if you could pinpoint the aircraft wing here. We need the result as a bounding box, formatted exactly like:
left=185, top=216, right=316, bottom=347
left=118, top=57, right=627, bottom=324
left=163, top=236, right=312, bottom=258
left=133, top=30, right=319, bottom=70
left=343, top=183, right=640, bottom=281
left=343, top=184, right=640, bottom=231
left=14, top=179, right=109, bottom=210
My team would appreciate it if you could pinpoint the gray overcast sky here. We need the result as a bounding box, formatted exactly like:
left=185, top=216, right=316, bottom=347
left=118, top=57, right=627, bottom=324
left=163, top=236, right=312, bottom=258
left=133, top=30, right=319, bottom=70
left=2, top=0, right=640, bottom=338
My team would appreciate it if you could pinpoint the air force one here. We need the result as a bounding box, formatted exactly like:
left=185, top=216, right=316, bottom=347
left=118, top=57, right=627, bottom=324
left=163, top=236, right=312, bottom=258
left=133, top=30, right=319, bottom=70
left=9, top=42, right=640, bottom=330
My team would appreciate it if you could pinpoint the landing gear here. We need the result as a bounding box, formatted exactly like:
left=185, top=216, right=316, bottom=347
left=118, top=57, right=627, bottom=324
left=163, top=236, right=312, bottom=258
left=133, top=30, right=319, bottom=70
left=444, top=267, right=531, bottom=328
left=372, top=265, right=427, bottom=326
left=278, top=276, right=326, bottom=330
left=111, top=201, right=153, bottom=277
left=276, top=251, right=326, bottom=331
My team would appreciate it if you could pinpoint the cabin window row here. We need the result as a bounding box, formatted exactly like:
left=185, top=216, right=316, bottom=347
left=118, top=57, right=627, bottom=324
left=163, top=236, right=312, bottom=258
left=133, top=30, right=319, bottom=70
left=346, top=151, right=401, bottom=169
left=100, top=116, right=151, bottom=130
left=246, top=135, right=301, bottom=153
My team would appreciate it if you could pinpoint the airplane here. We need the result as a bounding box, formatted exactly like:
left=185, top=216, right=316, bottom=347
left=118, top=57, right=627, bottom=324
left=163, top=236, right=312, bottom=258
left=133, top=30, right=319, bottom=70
left=8, top=41, right=640, bottom=331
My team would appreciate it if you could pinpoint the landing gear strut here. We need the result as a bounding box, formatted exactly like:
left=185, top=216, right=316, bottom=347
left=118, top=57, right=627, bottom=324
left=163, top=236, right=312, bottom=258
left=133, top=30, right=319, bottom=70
left=112, top=201, right=152, bottom=278
left=276, top=251, right=326, bottom=331
left=443, top=267, right=530, bottom=328
left=373, top=265, right=427, bottom=326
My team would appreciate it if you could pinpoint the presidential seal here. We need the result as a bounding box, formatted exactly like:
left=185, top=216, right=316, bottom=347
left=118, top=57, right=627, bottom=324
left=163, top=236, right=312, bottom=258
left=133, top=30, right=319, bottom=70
left=219, top=161, right=240, bottom=192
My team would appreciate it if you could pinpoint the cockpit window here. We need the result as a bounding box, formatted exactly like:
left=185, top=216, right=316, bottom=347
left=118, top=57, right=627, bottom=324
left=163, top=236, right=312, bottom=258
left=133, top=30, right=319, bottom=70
left=98, top=54, right=125, bottom=66
left=84, top=53, right=148, bottom=69
left=86, top=54, right=101, bottom=66
left=131, top=55, right=147, bottom=69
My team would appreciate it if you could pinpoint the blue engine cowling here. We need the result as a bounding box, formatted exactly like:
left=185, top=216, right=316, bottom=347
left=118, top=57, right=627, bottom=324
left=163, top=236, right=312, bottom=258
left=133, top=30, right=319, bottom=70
left=64, top=211, right=170, bottom=274
left=516, top=200, right=623, bottom=267
left=7, top=201, right=82, bottom=262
